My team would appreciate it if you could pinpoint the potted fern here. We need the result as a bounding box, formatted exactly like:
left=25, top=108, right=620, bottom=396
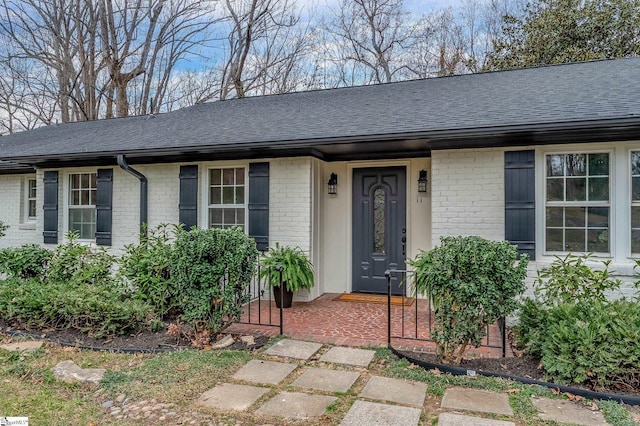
left=260, top=243, right=314, bottom=308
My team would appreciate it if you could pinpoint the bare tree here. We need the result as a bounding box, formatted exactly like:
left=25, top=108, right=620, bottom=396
left=325, top=0, right=415, bottom=85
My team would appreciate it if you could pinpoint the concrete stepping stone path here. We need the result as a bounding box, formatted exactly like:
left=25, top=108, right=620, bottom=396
left=320, top=346, right=375, bottom=367
left=256, top=391, right=337, bottom=419
left=232, top=359, right=297, bottom=385
left=292, top=367, right=360, bottom=393
left=532, top=397, right=610, bottom=426
left=359, top=375, right=427, bottom=408
left=441, top=387, right=513, bottom=416
left=263, top=338, right=322, bottom=360
left=0, top=340, right=43, bottom=352
left=196, top=383, right=269, bottom=411
left=341, top=400, right=422, bottom=426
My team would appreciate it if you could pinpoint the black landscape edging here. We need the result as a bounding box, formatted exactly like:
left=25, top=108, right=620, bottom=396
left=390, top=346, right=640, bottom=406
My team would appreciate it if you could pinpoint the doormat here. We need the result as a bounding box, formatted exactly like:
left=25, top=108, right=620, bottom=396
left=335, top=293, right=414, bottom=306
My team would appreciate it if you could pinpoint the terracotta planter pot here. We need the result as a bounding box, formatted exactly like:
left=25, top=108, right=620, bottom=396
left=273, top=285, right=293, bottom=308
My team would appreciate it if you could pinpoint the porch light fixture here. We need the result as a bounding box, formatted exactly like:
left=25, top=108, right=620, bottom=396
left=418, top=170, right=428, bottom=193
left=328, top=173, right=338, bottom=195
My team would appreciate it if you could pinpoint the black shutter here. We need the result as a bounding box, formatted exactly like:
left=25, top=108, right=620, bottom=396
left=95, top=168, right=113, bottom=246
left=248, top=162, right=269, bottom=252
left=43, top=171, right=59, bottom=244
left=505, top=150, right=535, bottom=260
left=179, top=165, right=198, bottom=229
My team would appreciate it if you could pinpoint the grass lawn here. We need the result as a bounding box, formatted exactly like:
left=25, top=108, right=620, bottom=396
left=0, top=339, right=636, bottom=425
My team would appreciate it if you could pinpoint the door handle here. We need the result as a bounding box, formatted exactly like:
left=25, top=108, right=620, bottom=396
left=401, top=235, right=406, bottom=256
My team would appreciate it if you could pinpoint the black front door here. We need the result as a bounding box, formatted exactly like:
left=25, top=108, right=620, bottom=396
left=352, top=167, right=406, bottom=294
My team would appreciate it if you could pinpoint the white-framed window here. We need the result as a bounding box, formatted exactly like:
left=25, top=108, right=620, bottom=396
left=208, top=167, right=246, bottom=229
left=544, top=152, right=610, bottom=253
left=68, top=172, right=97, bottom=239
left=24, top=178, right=36, bottom=221
left=631, top=151, right=640, bottom=254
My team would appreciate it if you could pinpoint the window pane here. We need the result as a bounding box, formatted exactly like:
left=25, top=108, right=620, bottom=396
left=633, top=177, right=640, bottom=201
left=564, top=207, right=585, bottom=227
left=632, top=230, right=640, bottom=254
left=547, top=155, right=564, bottom=177
left=236, top=208, right=245, bottom=225
left=565, top=229, right=585, bottom=251
left=90, top=173, right=96, bottom=188
left=588, top=177, right=609, bottom=201
left=210, top=187, right=221, bottom=204
left=72, top=190, right=80, bottom=205
left=588, top=153, right=608, bottom=176
left=28, top=180, right=36, bottom=197
left=81, top=173, right=89, bottom=188
left=235, top=168, right=245, bottom=185
left=632, top=206, right=640, bottom=228
left=587, top=229, right=608, bottom=253
left=211, top=169, right=222, bottom=185
left=223, top=208, right=235, bottom=224
left=223, top=169, right=234, bottom=185
left=546, top=207, right=563, bottom=227
left=28, top=200, right=36, bottom=218
left=223, top=187, right=234, bottom=204
left=209, top=208, right=222, bottom=225
left=236, top=186, right=244, bottom=204
left=566, top=178, right=586, bottom=201
left=587, top=207, right=609, bottom=228
left=566, top=154, right=586, bottom=176
left=546, top=228, right=563, bottom=251
left=69, top=208, right=96, bottom=239
left=546, top=179, right=563, bottom=201
left=81, top=189, right=90, bottom=205
left=71, top=174, right=80, bottom=189
left=633, top=152, right=640, bottom=176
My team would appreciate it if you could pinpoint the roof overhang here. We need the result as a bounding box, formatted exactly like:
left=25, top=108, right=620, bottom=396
left=5, top=116, right=640, bottom=168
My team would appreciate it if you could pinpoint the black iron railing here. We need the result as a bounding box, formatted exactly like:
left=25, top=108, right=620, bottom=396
left=385, top=269, right=506, bottom=357
left=235, top=264, right=284, bottom=335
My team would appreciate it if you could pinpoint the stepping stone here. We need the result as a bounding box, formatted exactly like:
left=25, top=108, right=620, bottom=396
left=263, top=339, right=322, bottom=360
left=196, top=383, right=268, bottom=411
left=292, top=367, right=360, bottom=393
left=232, top=359, right=296, bottom=385
left=438, top=413, right=516, bottom=426
left=532, top=397, right=609, bottom=426
left=256, top=391, right=337, bottom=419
left=52, top=360, right=105, bottom=386
left=359, top=376, right=427, bottom=407
left=320, top=346, right=375, bottom=367
left=0, top=340, right=43, bottom=352
left=441, top=387, right=513, bottom=416
left=341, top=400, right=421, bottom=426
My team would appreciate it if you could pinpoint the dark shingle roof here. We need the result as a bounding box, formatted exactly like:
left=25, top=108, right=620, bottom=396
left=1, top=57, right=639, bottom=164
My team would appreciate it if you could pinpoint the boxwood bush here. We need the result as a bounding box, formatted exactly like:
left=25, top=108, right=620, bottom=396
left=409, top=236, right=529, bottom=364
left=0, top=244, right=52, bottom=279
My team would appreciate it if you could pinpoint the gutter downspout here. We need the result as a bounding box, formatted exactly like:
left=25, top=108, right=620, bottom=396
left=117, top=154, right=148, bottom=236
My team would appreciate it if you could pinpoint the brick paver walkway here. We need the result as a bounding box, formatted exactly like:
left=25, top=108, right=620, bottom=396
left=227, top=293, right=507, bottom=357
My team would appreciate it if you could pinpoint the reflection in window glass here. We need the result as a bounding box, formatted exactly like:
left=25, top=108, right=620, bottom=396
left=373, top=188, right=385, bottom=253
left=545, top=153, right=609, bottom=253
left=208, top=167, right=246, bottom=230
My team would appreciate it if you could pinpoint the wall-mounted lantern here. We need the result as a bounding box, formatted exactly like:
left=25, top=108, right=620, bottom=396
left=328, top=173, right=338, bottom=195
left=418, top=170, right=428, bottom=193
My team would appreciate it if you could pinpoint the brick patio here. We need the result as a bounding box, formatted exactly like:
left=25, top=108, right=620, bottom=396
left=226, top=293, right=509, bottom=358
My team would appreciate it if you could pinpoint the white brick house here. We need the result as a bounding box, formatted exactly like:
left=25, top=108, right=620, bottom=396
left=1, top=58, right=640, bottom=300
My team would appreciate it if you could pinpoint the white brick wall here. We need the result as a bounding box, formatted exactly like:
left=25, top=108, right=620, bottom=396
left=0, top=173, right=40, bottom=248
left=269, top=158, right=312, bottom=253
left=431, top=148, right=505, bottom=245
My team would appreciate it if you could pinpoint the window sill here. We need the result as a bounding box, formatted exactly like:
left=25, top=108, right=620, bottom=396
left=18, top=222, right=36, bottom=231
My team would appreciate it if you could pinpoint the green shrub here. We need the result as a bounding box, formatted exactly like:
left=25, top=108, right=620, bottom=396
left=535, top=253, right=622, bottom=305
left=409, top=236, right=528, bottom=364
left=537, top=300, right=640, bottom=387
left=47, top=232, right=114, bottom=285
left=260, top=243, right=314, bottom=291
left=119, top=224, right=177, bottom=316
left=0, top=278, right=154, bottom=337
left=0, top=244, right=52, bottom=279
left=170, top=227, right=258, bottom=333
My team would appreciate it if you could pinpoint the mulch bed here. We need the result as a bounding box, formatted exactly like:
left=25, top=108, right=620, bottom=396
left=0, top=319, right=268, bottom=352
left=397, top=349, right=640, bottom=399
